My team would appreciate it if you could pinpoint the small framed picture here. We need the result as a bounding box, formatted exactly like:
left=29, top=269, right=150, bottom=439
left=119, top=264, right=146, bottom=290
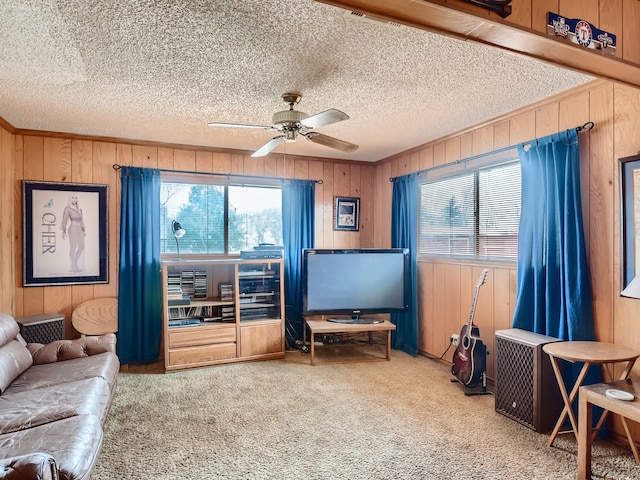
left=23, top=181, right=109, bottom=286
left=334, top=196, right=360, bottom=231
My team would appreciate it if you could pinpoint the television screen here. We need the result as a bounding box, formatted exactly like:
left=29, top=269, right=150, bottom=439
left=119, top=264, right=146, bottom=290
left=302, top=248, right=409, bottom=323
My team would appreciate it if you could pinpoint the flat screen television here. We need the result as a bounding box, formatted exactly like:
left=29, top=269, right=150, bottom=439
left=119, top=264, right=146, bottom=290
left=302, top=248, right=410, bottom=324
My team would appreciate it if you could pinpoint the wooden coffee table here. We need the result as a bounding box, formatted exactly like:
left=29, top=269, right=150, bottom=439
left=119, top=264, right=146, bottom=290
left=304, top=318, right=396, bottom=366
left=578, top=377, right=640, bottom=479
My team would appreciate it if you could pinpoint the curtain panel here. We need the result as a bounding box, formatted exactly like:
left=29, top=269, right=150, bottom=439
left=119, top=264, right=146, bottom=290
left=512, top=129, right=595, bottom=342
left=391, top=173, right=419, bottom=356
left=118, top=167, right=163, bottom=364
left=282, top=180, right=315, bottom=344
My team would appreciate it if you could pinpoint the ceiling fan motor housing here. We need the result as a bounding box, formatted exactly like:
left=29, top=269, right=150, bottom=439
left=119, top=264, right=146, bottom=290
left=272, top=109, right=309, bottom=127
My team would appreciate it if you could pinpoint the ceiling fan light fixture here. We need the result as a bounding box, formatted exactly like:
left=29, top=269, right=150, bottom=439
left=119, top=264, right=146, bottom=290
left=285, top=130, right=297, bottom=142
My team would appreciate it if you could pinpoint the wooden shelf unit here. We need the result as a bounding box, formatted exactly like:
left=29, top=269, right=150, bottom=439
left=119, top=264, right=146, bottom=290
left=162, top=258, right=285, bottom=372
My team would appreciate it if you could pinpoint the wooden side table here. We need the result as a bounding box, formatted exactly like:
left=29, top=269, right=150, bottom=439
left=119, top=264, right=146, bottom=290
left=578, top=377, right=640, bottom=479
left=542, top=341, right=639, bottom=448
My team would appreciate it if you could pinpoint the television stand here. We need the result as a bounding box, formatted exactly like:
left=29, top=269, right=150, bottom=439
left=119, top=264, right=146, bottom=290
left=303, top=318, right=396, bottom=366
left=327, top=317, right=384, bottom=325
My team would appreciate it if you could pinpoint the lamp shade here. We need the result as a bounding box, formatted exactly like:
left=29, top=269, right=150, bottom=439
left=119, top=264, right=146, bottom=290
left=172, top=220, right=186, bottom=238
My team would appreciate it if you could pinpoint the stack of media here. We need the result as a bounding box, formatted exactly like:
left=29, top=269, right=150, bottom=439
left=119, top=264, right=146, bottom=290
left=240, top=243, right=284, bottom=260
left=219, top=283, right=234, bottom=301
left=194, top=270, right=207, bottom=299
left=180, top=270, right=194, bottom=298
left=167, top=272, right=189, bottom=306
left=221, top=305, right=235, bottom=322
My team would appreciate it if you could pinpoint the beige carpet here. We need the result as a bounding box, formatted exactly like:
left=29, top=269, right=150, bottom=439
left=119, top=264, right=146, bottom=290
left=93, top=350, right=639, bottom=480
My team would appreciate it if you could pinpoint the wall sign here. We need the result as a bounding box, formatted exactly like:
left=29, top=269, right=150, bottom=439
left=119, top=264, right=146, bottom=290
left=547, top=12, right=616, bottom=55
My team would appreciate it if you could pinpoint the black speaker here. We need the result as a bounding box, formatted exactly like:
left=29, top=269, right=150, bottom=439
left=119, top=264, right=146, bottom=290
left=495, top=328, right=563, bottom=432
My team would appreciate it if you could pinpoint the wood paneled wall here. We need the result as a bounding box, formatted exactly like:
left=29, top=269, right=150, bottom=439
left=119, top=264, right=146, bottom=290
left=0, top=126, right=14, bottom=314
left=373, top=79, right=640, bottom=441
left=8, top=137, right=374, bottom=336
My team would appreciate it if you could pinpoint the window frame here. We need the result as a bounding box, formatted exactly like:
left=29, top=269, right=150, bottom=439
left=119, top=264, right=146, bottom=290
left=160, top=172, right=283, bottom=259
left=417, top=152, right=521, bottom=262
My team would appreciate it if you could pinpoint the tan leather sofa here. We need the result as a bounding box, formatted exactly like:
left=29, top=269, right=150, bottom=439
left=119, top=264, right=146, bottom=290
left=0, top=313, right=119, bottom=480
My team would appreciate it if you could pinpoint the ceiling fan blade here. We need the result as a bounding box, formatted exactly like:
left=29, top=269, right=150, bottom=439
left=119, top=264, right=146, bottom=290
left=251, top=136, right=285, bottom=157
left=300, top=109, right=349, bottom=129
left=303, top=132, right=359, bottom=153
left=208, top=121, right=274, bottom=130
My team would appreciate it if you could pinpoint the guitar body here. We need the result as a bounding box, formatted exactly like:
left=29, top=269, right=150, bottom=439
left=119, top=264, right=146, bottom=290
left=451, top=325, right=487, bottom=387
left=451, top=269, right=490, bottom=388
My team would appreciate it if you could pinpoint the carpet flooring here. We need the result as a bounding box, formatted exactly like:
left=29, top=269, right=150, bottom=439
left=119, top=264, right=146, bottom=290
left=93, top=350, right=639, bottom=479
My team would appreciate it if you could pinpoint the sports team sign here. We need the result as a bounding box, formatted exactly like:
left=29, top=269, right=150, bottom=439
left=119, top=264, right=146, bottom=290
left=547, top=12, right=616, bottom=55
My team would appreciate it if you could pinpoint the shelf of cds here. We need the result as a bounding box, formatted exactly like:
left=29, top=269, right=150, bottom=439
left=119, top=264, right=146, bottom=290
left=161, top=258, right=285, bottom=372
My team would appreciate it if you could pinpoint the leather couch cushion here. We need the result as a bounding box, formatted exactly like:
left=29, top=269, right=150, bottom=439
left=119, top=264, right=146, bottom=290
left=0, top=452, right=58, bottom=480
left=0, top=314, right=19, bottom=348
left=0, top=377, right=112, bottom=434
left=0, top=415, right=102, bottom=480
left=7, top=352, right=119, bottom=395
left=0, top=340, right=33, bottom=394
left=28, top=334, right=117, bottom=364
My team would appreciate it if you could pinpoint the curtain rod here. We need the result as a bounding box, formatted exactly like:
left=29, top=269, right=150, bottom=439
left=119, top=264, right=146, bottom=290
left=389, top=121, right=595, bottom=182
left=112, top=164, right=323, bottom=184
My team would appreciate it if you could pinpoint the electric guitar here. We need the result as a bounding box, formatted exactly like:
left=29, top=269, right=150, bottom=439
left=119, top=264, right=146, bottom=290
left=451, top=269, right=489, bottom=387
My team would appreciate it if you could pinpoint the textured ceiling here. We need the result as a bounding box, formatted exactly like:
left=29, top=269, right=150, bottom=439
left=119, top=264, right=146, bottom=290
left=0, top=0, right=593, bottom=162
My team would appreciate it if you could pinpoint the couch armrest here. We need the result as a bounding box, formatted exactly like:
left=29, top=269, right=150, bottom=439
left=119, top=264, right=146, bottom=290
left=0, top=453, right=58, bottom=480
left=27, top=334, right=117, bottom=365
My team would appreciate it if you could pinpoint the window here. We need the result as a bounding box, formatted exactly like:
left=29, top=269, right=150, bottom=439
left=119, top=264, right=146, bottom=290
left=160, top=180, right=282, bottom=256
left=419, top=160, right=521, bottom=259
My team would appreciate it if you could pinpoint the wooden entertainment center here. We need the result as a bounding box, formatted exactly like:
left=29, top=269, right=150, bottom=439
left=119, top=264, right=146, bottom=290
left=162, top=258, right=285, bottom=372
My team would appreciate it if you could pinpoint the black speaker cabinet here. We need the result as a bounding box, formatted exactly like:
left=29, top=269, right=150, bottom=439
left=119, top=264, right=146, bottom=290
left=495, top=328, right=563, bottom=433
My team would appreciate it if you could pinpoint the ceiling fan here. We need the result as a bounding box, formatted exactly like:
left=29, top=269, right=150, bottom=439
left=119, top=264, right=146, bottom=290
left=208, top=93, right=359, bottom=157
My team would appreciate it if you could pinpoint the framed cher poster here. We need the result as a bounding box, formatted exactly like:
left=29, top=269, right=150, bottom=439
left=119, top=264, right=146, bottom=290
left=23, top=181, right=109, bottom=286
left=620, top=154, right=640, bottom=296
left=334, top=196, right=360, bottom=231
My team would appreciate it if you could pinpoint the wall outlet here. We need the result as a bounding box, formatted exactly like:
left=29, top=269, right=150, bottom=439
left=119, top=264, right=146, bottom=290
left=450, top=333, right=460, bottom=347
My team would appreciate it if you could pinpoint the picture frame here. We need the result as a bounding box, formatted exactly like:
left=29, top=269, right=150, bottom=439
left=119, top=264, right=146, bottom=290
left=333, top=196, right=360, bottom=231
left=23, top=181, right=109, bottom=286
left=620, top=155, right=640, bottom=294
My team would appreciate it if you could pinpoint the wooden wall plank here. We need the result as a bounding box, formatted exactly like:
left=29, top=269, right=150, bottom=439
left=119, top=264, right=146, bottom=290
left=472, top=126, right=494, bottom=155
left=71, top=140, right=93, bottom=183
left=93, top=142, right=118, bottom=300
left=418, top=146, right=433, bottom=171
left=532, top=0, right=559, bottom=33
left=588, top=84, right=614, bottom=343
left=173, top=149, right=195, bottom=172
left=622, top=1, right=640, bottom=64
left=443, top=264, right=461, bottom=361
left=418, top=262, right=434, bottom=355
left=0, top=128, right=14, bottom=314
left=43, top=138, right=71, bottom=182
left=212, top=152, right=231, bottom=173
left=12, top=136, right=24, bottom=316
left=322, top=162, right=335, bottom=248
left=359, top=165, right=374, bottom=247
left=559, top=0, right=599, bottom=24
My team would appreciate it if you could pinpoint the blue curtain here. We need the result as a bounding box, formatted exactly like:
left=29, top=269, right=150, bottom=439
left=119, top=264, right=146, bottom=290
left=118, top=167, right=163, bottom=365
left=282, top=180, right=315, bottom=344
left=391, top=173, right=419, bottom=356
left=512, top=130, right=602, bottom=430
left=512, top=129, right=595, bottom=341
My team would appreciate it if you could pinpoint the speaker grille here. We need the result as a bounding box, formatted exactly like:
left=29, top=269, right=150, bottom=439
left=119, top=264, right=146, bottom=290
left=496, top=336, right=535, bottom=428
left=495, top=329, right=562, bottom=433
